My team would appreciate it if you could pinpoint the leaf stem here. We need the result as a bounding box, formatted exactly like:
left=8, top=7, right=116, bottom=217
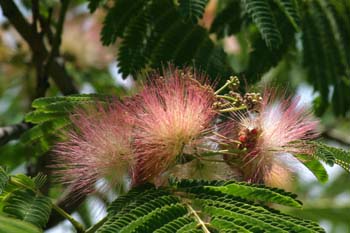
left=85, top=216, right=107, bottom=233
left=186, top=203, right=211, bottom=233
left=52, top=204, right=85, bottom=233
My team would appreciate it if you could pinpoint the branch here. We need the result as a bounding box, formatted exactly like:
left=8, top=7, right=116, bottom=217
left=0, top=123, right=30, bottom=146
left=0, top=0, right=78, bottom=95
left=42, top=0, right=70, bottom=97
left=50, top=0, right=69, bottom=58
left=31, top=0, right=49, bottom=98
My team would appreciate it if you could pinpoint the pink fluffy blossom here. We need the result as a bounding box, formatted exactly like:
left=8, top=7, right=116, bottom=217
left=130, top=69, right=217, bottom=185
left=52, top=102, right=134, bottom=195
left=225, top=91, right=319, bottom=185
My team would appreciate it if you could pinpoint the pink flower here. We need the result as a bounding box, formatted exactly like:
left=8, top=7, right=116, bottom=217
left=52, top=101, right=134, bottom=195
left=224, top=91, right=319, bottom=185
left=130, top=69, right=217, bottom=185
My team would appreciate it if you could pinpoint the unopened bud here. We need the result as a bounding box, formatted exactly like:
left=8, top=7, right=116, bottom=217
left=244, top=92, right=262, bottom=111
left=228, top=76, right=240, bottom=91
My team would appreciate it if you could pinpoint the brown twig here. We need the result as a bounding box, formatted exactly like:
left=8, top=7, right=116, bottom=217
left=0, top=123, right=30, bottom=146
left=0, top=0, right=78, bottom=95
left=0, top=0, right=78, bottom=144
left=43, top=0, right=70, bottom=82
left=31, top=0, right=49, bottom=98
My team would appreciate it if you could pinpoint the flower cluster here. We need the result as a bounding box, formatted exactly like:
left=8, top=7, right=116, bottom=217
left=53, top=68, right=319, bottom=195
left=52, top=103, right=134, bottom=195
left=53, top=69, right=217, bottom=193
left=222, top=91, right=319, bottom=186
left=129, top=72, right=216, bottom=185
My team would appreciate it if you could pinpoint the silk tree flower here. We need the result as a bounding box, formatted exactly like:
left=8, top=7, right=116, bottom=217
left=130, top=69, right=217, bottom=185
left=52, top=102, right=134, bottom=195
left=223, top=91, right=319, bottom=186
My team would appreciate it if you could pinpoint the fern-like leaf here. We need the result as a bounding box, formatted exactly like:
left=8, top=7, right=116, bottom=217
left=100, top=0, right=233, bottom=79
left=96, top=181, right=324, bottom=232
left=20, top=94, right=110, bottom=157
left=0, top=166, right=8, bottom=194
left=302, top=0, right=350, bottom=116
left=274, top=0, right=300, bottom=30
left=242, top=0, right=282, bottom=48
left=101, top=0, right=146, bottom=45
left=207, top=182, right=301, bottom=207
left=32, top=173, right=47, bottom=190
left=0, top=215, right=41, bottom=233
left=118, top=1, right=152, bottom=78
left=178, top=0, right=209, bottom=23
left=153, top=216, right=194, bottom=233
left=243, top=0, right=296, bottom=82
left=295, top=154, right=329, bottom=183
left=31, top=94, right=110, bottom=109
left=2, top=189, right=52, bottom=228
left=312, top=141, right=350, bottom=172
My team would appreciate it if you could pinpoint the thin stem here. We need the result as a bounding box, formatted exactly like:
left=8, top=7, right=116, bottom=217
left=186, top=203, right=211, bottom=233
left=219, top=106, right=247, bottom=113
left=212, top=132, right=242, bottom=144
left=85, top=217, right=107, bottom=233
left=214, top=79, right=233, bottom=95
left=216, top=95, right=239, bottom=102
left=52, top=204, right=85, bottom=233
left=198, top=157, right=226, bottom=163
left=199, top=147, right=241, bottom=156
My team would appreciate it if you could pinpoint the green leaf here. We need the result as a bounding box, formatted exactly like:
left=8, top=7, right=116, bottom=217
left=20, top=118, right=70, bottom=147
left=10, top=174, right=37, bottom=190
left=2, top=189, right=52, bottom=229
left=32, top=173, right=47, bottom=190
left=242, top=0, right=282, bottom=48
left=153, top=216, right=194, bottom=233
left=118, top=1, right=152, bottom=78
left=0, top=215, right=41, bottom=233
left=178, top=0, right=209, bottom=23
left=302, top=0, right=350, bottom=116
left=100, top=0, right=233, bottom=79
left=101, top=0, right=146, bottom=45
left=31, top=94, right=110, bottom=109
left=96, top=181, right=323, bottom=232
left=0, top=166, right=9, bottom=194
left=312, top=141, right=350, bottom=172
left=206, top=182, right=302, bottom=207
left=211, top=216, right=260, bottom=232
left=274, top=0, right=300, bottom=30
left=243, top=0, right=296, bottom=82
left=295, top=154, right=328, bottom=183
